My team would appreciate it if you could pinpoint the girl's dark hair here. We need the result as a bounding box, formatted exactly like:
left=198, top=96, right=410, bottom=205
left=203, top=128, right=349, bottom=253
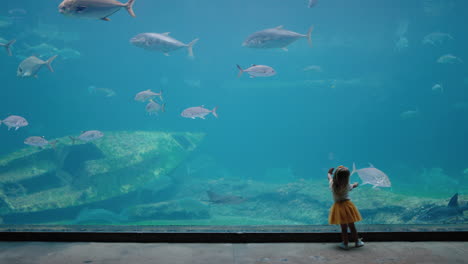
left=332, top=166, right=350, bottom=193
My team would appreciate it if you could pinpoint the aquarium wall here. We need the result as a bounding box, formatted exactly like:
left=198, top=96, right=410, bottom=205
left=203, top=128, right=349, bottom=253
left=0, top=0, right=467, bottom=227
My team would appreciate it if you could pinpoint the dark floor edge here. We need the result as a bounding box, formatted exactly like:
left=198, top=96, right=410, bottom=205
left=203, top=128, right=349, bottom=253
left=0, top=231, right=467, bottom=242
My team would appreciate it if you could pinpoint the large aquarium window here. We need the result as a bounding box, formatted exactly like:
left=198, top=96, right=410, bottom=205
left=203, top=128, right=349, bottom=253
left=0, top=0, right=467, bottom=230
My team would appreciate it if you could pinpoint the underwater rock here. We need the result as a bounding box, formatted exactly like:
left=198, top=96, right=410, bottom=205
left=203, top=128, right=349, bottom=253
left=0, top=131, right=205, bottom=216
left=206, top=190, right=247, bottom=204
left=126, top=198, right=210, bottom=220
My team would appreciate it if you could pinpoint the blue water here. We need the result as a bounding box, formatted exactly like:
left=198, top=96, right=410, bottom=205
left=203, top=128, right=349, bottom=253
left=0, top=0, right=467, bottom=225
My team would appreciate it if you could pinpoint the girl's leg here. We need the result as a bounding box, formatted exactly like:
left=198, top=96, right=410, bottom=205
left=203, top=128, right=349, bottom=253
left=348, top=222, right=358, bottom=244
left=340, top=224, right=349, bottom=245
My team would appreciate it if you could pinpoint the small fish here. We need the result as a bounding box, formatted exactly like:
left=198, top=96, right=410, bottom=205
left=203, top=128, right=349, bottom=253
left=181, top=106, right=218, bottom=119
left=243, top=25, right=313, bottom=50
left=400, top=108, right=419, bottom=120
left=58, top=0, right=136, bottom=21
left=184, top=79, right=201, bottom=88
left=422, top=32, right=454, bottom=46
left=308, top=0, right=318, bottom=8
left=145, top=99, right=165, bottom=115
left=395, top=36, right=409, bottom=52
left=70, top=130, right=104, bottom=144
left=8, top=8, right=27, bottom=16
left=432, top=84, right=443, bottom=93
left=17, top=55, right=57, bottom=78
left=303, top=65, right=323, bottom=72
left=0, top=115, right=28, bottom=131
left=24, top=136, right=57, bottom=149
left=236, top=64, right=276, bottom=78
left=134, top=89, right=163, bottom=102
left=130, top=32, right=199, bottom=57
left=0, top=39, right=15, bottom=56
left=437, top=54, right=463, bottom=64
left=88, top=86, right=116, bottom=97
left=351, top=163, right=391, bottom=188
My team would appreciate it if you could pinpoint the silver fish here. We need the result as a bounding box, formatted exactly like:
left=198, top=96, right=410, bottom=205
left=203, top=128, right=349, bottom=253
left=58, top=0, right=136, bottom=21
left=70, top=130, right=104, bottom=144
left=0, top=39, right=15, bottom=56
left=24, top=136, right=57, bottom=149
left=145, top=99, right=165, bottom=115
left=181, top=106, right=218, bottom=119
left=130, top=32, right=199, bottom=57
left=1, top=115, right=28, bottom=130
left=351, top=163, right=391, bottom=188
left=303, top=65, right=323, bottom=72
left=17, top=43, right=81, bottom=61
left=236, top=64, right=276, bottom=78
left=437, top=54, right=463, bottom=64
left=134, top=89, right=163, bottom=102
left=432, top=84, right=443, bottom=93
left=17, top=55, right=57, bottom=78
left=308, top=0, right=318, bottom=8
left=400, top=108, right=419, bottom=120
left=242, top=25, right=313, bottom=50
left=422, top=32, right=453, bottom=46
left=88, top=86, right=116, bottom=97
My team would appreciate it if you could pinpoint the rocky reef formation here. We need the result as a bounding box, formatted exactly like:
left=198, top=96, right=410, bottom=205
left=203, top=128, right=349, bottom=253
left=0, top=131, right=205, bottom=219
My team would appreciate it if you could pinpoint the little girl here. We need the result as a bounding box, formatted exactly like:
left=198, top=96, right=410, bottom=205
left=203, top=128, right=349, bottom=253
left=328, top=166, right=364, bottom=249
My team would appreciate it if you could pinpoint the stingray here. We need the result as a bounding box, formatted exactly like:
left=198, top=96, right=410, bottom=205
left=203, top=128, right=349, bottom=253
left=416, top=193, right=468, bottom=222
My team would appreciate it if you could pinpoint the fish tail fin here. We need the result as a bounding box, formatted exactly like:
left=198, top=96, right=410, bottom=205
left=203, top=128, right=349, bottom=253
left=236, top=64, right=243, bottom=78
left=212, top=106, right=218, bottom=118
left=187, top=38, right=199, bottom=58
left=351, top=162, right=357, bottom=175
left=161, top=103, right=166, bottom=113
left=125, top=0, right=136, bottom=17
left=50, top=140, right=58, bottom=149
left=45, top=55, right=58, bottom=73
left=307, top=26, right=313, bottom=47
left=69, top=136, right=77, bottom=145
left=88, top=86, right=96, bottom=94
left=159, top=89, right=163, bottom=101
left=0, top=39, right=16, bottom=56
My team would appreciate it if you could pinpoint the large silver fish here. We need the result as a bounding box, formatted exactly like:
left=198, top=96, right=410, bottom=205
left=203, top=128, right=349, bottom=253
left=242, top=25, right=313, bottom=50
left=351, top=163, right=391, bottom=188
left=24, top=136, right=57, bottom=149
left=236, top=64, right=276, bottom=78
left=130, top=32, right=199, bottom=57
left=1, top=115, right=28, bottom=131
left=181, top=106, right=218, bottom=119
left=17, top=55, right=57, bottom=78
left=58, top=0, right=136, bottom=21
left=437, top=54, right=463, bottom=64
left=145, top=99, right=165, bottom=115
left=70, top=130, right=104, bottom=144
left=134, top=89, right=163, bottom=102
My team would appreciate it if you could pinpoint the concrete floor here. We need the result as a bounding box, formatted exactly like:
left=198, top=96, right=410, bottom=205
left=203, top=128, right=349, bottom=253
left=0, top=241, right=466, bottom=264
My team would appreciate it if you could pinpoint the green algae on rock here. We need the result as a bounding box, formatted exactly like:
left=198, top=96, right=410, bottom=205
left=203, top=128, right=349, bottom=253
left=0, top=131, right=205, bottom=216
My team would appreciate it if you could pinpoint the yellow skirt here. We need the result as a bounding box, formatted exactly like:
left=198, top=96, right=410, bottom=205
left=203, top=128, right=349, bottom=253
left=328, top=200, right=362, bottom=225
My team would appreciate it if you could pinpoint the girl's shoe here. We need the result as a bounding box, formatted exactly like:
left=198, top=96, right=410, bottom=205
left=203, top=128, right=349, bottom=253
left=339, top=242, right=349, bottom=250
left=355, top=238, right=364, bottom=248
